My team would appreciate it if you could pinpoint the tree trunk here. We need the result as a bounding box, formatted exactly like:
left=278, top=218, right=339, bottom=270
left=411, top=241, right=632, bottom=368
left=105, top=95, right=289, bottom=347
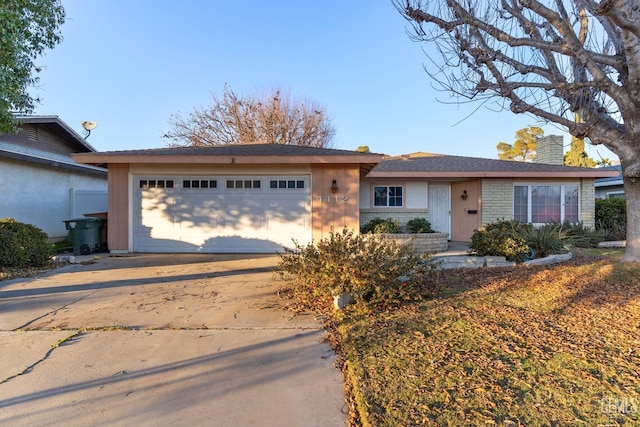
left=622, top=173, right=640, bottom=262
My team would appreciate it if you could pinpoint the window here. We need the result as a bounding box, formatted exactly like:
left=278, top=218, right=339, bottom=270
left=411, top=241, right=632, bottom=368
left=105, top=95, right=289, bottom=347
left=606, top=192, right=625, bottom=200
left=373, top=186, right=403, bottom=207
left=182, top=179, right=216, bottom=189
left=140, top=179, right=174, bottom=189
left=514, top=185, right=579, bottom=223
left=227, top=180, right=261, bottom=189
left=269, top=180, right=304, bottom=189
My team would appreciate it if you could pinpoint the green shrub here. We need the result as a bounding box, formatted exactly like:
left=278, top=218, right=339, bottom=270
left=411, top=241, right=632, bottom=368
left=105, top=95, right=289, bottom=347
left=595, top=198, right=627, bottom=240
left=518, top=222, right=569, bottom=258
left=278, top=228, right=436, bottom=311
left=361, top=217, right=400, bottom=234
left=0, top=218, right=53, bottom=268
left=468, top=219, right=530, bottom=262
left=560, top=221, right=605, bottom=248
left=406, top=217, right=434, bottom=233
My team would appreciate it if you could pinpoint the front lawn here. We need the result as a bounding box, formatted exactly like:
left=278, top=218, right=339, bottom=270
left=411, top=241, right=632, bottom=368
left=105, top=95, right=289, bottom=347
left=331, top=249, right=639, bottom=425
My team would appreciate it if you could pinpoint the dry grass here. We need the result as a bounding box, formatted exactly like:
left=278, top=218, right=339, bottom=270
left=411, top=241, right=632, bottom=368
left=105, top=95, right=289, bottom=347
left=333, top=249, right=640, bottom=426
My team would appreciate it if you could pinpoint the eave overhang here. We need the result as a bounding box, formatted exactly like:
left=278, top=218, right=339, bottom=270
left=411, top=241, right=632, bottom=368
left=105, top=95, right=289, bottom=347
left=1, top=148, right=107, bottom=177
left=365, top=170, right=621, bottom=179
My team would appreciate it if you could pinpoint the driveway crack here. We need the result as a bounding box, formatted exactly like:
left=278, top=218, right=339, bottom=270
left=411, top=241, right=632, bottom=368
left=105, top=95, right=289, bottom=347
left=13, top=293, right=95, bottom=331
left=0, top=331, right=81, bottom=385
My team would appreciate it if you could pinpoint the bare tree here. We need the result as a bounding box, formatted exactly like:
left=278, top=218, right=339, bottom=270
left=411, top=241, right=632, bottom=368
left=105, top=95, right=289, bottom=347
left=394, top=0, right=640, bottom=262
left=164, top=85, right=335, bottom=148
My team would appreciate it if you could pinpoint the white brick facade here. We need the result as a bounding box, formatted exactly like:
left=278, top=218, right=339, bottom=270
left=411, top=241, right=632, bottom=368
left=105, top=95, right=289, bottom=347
left=580, top=178, right=596, bottom=228
left=481, top=179, right=513, bottom=226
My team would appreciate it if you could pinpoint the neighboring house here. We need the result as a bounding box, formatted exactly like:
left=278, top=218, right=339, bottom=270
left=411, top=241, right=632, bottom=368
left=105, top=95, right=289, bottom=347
left=0, top=115, right=108, bottom=241
left=72, top=136, right=618, bottom=254
left=361, top=136, right=618, bottom=241
left=595, top=165, right=624, bottom=200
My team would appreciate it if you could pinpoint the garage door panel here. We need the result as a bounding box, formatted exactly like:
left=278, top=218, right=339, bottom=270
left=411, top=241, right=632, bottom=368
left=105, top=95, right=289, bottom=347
left=134, top=176, right=310, bottom=253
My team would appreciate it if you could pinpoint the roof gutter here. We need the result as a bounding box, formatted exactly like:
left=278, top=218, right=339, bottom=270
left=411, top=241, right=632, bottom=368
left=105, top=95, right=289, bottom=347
left=1, top=148, right=107, bottom=177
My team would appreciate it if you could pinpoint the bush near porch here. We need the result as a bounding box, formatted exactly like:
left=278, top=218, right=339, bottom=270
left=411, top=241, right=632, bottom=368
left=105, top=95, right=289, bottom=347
left=359, top=217, right=448, bottom=254
left=469, top=219, right=605, bottom=262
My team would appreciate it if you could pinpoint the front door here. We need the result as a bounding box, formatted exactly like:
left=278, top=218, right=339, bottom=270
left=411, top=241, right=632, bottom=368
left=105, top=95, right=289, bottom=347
left=428, top=184, right=451, bottom=239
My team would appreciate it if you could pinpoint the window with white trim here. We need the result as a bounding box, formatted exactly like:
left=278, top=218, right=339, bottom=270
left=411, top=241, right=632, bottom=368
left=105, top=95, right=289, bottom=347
left=373, top=186, right=403, bottom=207
left=514, top=184, right=579, bottom=223
left=606, top=192, right=625, bottom=200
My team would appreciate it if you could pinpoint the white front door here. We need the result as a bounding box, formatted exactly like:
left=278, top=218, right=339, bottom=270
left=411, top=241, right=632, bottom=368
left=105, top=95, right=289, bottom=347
left=428, top=184, right=451, bottom=238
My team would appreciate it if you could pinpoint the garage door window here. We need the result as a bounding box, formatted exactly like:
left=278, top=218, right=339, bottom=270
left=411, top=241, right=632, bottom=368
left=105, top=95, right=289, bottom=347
left=140, top=179, right=174, bottom=189
left=270, top=180, right=304, bottom=189
left=183, top=180, right=217, bottom=189
left=227, top=180, right=261, bottom=189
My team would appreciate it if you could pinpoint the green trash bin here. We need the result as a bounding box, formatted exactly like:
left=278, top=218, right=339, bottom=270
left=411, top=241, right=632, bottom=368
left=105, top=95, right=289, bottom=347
left=63, top=218, right=105, bottom=255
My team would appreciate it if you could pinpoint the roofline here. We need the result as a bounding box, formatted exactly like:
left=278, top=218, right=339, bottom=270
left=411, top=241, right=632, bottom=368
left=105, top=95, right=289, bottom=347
left=72, top=153, right=385, bottom=165
left=14, top=115, right=98, bottom=152
left=1, top=148, right=107, bottom=177
left=595, top=179, right=624, bottom=187
left=365, top=170, right=620, bottom=178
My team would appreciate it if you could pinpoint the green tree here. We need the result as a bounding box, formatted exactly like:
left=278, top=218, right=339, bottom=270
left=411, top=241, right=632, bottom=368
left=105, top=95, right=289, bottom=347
left=356, top=145, right=370, bottom=152
left=564, top=114, right=596, bottom=167
left=564, top=136, right=597, bottom=167
left=164, top=85, right=335, bottom=148
left=496, top=126, right=543, bottom=162
left=0, top=0, right=65, bottom=133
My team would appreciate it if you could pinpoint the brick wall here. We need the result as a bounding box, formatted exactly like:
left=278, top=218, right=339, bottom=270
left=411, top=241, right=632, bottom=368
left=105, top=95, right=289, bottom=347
left=580, top=178, right=595, bottom=228
left=481, top=179, right=513, bottom=226
left=536, top=135, right=564, bottom=165
left=366, top=233, right=449, bottom=254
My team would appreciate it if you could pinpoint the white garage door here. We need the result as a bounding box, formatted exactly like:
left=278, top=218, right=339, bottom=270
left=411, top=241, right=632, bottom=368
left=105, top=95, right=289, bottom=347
left=133, top=175, right=311, bottom=253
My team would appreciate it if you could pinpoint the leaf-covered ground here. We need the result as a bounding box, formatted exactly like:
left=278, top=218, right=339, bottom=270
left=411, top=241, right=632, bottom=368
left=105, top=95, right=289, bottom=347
left=334, top=249, right=640, bottom=426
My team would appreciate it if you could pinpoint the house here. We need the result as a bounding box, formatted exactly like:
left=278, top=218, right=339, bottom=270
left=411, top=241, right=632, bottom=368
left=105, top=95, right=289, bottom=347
left=0, top=116, right=108, bottom=241
left=595, top=165, right=624, bottom=200
left=362, top=136, right=618, bottom=241
left=72, top=136, right=618, bottom=253
left=72, top=145, right=383, bottom=253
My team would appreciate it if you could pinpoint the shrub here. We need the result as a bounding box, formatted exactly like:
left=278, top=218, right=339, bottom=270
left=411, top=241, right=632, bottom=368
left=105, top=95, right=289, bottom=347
left=361, top=217, right=400, bottom=234
left=406, top=217, right=434, bottom=233
left=518, top=222, right=569, bottom=258
left=595, top=198, right=627, bottom=240
left=0, top=218, right=53, bottom=268
left=278, top=228, right=436, bottom=311
left=560, top=221, right=605, bottom=248
left=468, top=219, right=530, bottom=262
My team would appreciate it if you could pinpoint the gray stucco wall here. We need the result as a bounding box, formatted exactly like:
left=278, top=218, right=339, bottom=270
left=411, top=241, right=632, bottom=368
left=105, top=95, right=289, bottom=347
left=1, top=158, right=107, bottom=241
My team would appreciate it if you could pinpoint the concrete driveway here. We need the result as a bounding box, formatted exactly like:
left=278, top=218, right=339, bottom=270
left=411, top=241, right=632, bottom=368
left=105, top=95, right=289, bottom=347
left=0, top=254, right=347, bottom=426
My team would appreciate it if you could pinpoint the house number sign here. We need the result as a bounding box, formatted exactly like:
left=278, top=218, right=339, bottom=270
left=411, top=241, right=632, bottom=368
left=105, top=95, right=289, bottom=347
left=317, top=195, right=348, bottom=203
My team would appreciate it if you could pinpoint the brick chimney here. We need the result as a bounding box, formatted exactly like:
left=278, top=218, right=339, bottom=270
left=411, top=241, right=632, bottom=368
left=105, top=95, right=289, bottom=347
left=536, top=135, right=564, bottom=165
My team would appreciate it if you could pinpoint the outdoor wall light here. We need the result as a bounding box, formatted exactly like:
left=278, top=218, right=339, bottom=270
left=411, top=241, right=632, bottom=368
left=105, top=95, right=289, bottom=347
left=461, top=190, right=468, bottom=200
left=331, top=179, right=338, bottom=193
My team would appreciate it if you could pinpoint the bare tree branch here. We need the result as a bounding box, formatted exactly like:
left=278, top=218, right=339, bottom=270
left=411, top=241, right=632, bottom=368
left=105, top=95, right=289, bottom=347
left=163, top=85, right=335, bottom=148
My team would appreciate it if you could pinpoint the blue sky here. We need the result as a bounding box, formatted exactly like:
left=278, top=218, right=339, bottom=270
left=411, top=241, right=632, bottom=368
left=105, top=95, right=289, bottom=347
left=31, top=0, right=617, bottom=161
